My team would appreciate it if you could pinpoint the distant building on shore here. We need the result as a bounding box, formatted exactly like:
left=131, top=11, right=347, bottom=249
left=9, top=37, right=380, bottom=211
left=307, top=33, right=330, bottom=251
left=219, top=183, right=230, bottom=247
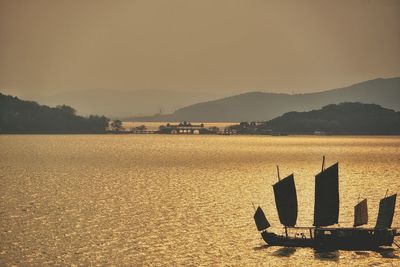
left=158, top=121, right=217, bottom=134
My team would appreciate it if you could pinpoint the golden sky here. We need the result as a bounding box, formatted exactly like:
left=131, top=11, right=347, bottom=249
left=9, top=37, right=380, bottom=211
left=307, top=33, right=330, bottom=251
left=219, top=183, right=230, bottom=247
left=1, top=0, right=399, bottom=96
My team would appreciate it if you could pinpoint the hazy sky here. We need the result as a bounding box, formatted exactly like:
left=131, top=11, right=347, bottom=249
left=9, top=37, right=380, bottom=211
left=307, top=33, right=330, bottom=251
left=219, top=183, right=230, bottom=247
left=1, top=0, right=399, bottom=97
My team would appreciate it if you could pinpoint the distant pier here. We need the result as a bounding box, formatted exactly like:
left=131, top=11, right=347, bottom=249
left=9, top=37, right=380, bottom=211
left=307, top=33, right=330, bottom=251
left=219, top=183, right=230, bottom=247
left=113, top=121, right=284, bottom=136
left=158, top=121, right=216, bottom=134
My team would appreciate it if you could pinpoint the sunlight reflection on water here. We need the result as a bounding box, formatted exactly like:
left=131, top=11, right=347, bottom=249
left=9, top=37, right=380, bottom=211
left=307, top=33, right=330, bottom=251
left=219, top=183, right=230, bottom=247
left=0, top=135, right=399, bottom=265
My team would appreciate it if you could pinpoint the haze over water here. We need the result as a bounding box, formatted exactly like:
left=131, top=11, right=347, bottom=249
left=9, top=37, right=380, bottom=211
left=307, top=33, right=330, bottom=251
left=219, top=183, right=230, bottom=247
left=0, top=135, right=399, bottom=265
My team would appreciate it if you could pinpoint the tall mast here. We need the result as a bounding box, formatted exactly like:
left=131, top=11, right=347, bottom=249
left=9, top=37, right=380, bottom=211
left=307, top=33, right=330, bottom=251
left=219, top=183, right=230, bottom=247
left=276, top=165, right=281, bottom=181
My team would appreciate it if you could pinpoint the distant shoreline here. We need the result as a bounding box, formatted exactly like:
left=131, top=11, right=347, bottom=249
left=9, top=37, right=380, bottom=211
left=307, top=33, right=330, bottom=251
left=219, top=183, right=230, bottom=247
left=2, top=92, right=400, bottom=135
left=1, top=132, right=400, bottom=136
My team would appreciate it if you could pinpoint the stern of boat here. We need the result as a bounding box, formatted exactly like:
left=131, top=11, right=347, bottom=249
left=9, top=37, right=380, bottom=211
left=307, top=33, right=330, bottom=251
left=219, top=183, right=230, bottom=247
left=374, top=229, right=396, bottom=246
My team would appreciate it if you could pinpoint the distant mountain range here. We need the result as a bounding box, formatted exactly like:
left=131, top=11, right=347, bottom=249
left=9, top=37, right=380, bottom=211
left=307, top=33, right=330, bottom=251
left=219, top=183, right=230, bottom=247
left=36, top=89, right=227, bottom=118
left=130, top=77, right=400, bottom=122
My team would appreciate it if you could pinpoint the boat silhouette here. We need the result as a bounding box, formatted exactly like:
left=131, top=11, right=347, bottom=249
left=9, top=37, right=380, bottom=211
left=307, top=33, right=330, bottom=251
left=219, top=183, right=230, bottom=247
left=254, top=156, right=399, bottom=250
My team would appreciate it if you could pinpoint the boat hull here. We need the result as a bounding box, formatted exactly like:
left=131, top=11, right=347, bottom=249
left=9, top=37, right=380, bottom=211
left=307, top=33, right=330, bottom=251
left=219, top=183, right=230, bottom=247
left=261, top=232, right=314, bottom=248
left=260, top=228, right=397, bottom=250
left=314, top=228, right=396, bottom=250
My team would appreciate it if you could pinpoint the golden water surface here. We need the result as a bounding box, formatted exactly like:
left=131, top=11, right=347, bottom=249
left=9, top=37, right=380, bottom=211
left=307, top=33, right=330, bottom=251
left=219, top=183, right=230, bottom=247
left=0, top=135, right=399, bottom=266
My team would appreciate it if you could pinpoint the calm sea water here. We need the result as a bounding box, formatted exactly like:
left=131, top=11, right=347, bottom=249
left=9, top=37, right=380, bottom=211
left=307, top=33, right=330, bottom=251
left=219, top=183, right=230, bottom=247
left=0, top=135, right=399, bottom=266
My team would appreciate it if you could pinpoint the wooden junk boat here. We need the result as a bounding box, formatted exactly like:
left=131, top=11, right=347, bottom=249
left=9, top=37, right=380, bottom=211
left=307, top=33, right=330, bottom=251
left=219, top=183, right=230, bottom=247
left=254, top=157, right=399, bottom=250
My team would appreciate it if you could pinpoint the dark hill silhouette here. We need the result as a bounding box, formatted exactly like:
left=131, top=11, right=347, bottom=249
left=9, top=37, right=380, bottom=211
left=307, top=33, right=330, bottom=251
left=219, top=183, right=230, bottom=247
left=0, top=93, right=109, bottom=133
left=260, top=102, right=400, bottom=135
left=168, top=77, right=400, bottom=122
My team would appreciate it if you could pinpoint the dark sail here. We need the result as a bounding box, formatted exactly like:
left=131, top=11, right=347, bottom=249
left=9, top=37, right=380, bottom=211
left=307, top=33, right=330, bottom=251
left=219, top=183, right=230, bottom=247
left=273, top=174, right=298, bottom=227
left=313, top=163, right=339, bottom=227
left=354, top=198, right=368, bottom=227
left=254, top=206, right=270, bottom=231
left=375, top=194, right=397, bottom=229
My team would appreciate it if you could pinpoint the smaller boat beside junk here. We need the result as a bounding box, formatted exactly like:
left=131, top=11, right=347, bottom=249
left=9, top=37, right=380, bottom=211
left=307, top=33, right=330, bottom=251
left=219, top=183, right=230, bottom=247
left=254, top=156, right=399, bottom=250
